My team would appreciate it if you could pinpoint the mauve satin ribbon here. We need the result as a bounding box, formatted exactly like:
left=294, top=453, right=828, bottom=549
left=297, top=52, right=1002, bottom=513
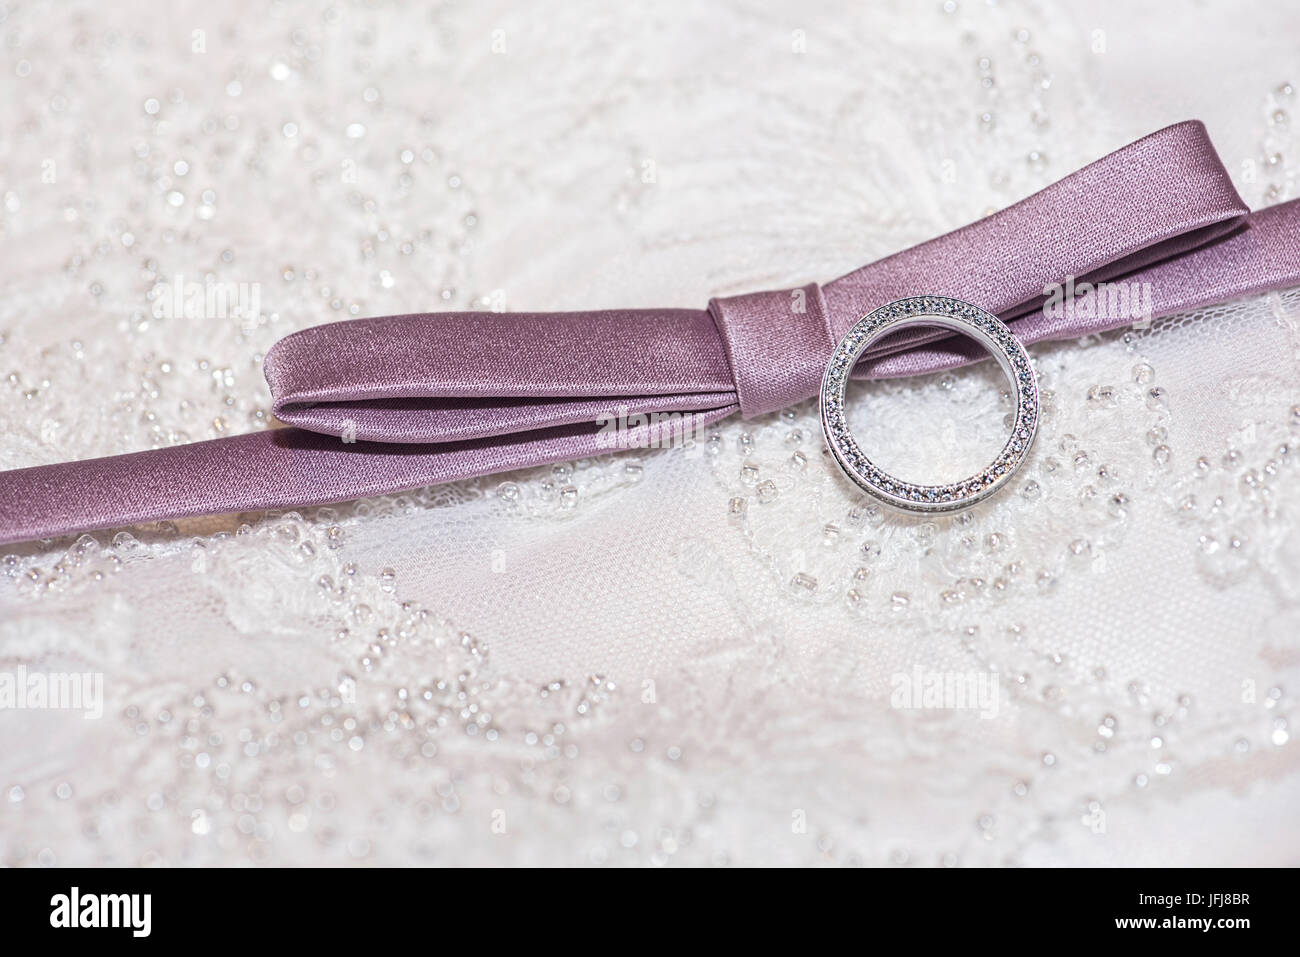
left=2, top=121, right=1299, bottom=545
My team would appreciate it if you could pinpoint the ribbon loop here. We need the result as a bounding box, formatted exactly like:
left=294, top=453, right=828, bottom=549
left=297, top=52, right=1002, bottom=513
left=823, top=120, right=1249, bottom=341
left=265, top=308, right=739, bottom=442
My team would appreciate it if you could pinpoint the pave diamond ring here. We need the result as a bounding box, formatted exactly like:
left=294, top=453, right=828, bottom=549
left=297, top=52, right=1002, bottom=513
left=820, top=296, right=1040, bottom=514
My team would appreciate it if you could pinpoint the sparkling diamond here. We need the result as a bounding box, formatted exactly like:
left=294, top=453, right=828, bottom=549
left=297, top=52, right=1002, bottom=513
left=821, top=295, right=1039, bottom=513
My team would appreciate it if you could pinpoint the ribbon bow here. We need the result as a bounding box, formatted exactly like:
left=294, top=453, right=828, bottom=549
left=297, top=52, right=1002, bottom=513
left=2, top=121, right=1298, bottom=545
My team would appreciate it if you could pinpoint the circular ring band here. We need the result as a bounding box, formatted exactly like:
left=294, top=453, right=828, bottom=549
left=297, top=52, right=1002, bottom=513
left=820, top=296, right=1039, bottom=514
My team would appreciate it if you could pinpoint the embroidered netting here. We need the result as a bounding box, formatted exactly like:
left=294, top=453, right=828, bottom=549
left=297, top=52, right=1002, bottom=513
left=0, top=0, right=1297, bottom=865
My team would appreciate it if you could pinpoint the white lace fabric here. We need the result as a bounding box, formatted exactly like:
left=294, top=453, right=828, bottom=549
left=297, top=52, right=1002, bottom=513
left=1, top=0, right=1298, bottom=866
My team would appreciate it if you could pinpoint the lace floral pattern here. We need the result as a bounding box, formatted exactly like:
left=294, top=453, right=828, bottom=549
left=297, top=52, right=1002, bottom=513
left=1, top=0, right=1298, bottom=865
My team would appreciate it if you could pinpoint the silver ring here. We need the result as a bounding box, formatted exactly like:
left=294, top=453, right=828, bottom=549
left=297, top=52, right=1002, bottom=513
left=820, top=296, right=1039, bottom=513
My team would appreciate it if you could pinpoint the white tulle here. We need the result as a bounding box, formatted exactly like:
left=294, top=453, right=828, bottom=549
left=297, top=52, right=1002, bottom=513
left=0, top=0, right=1298, bottom=866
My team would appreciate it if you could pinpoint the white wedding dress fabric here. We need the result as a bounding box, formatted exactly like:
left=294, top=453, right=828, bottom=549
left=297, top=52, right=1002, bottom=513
left=1, top=0, right=1298, bottom=866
